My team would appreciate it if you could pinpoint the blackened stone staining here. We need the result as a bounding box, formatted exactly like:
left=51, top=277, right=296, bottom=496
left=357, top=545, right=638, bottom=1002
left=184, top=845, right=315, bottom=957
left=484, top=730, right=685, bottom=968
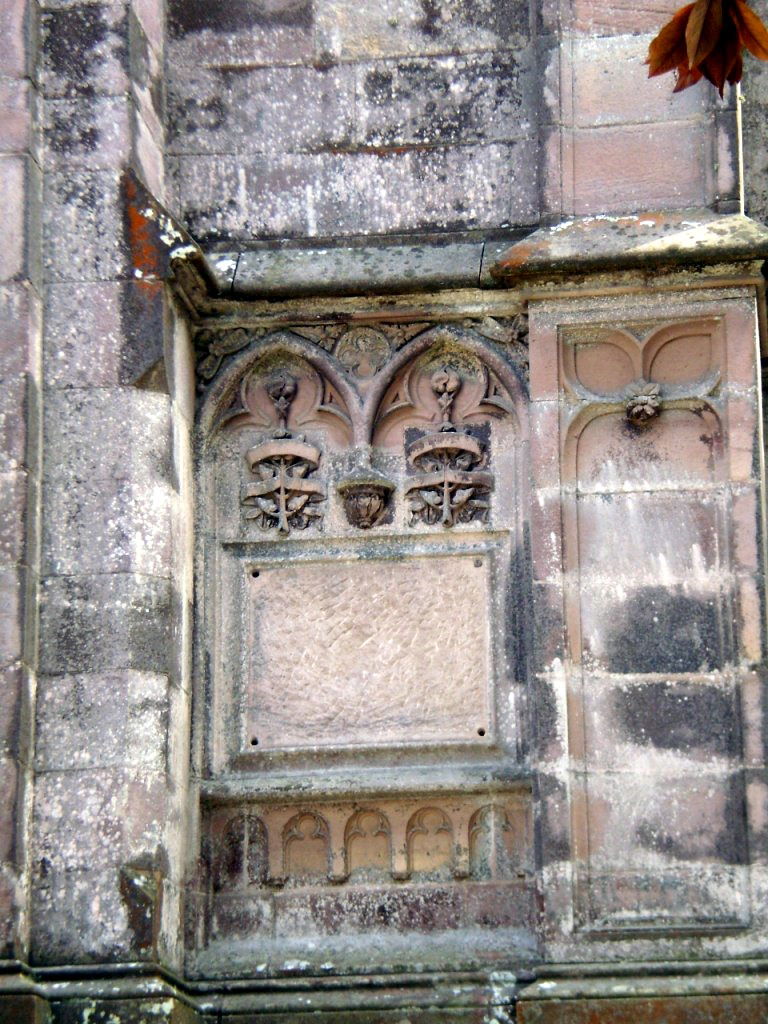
left=119, top=857, right=163, bottom=954
left=169, top=0, right=313, bottom=37
left=168, top=96, right=227, bottom=144
left=419, top=0, right=443, bottom=37
left=605, top=586, right=724, bottom=674
left=717, top=773, right=750, bottom=865
left=46, top=107, right=98, bottom=155
left=364, top=69, right=394, bottom=107
left=636, top=775, right=747, bottom=864
left=617, top=681, right=739, bottom=757
left=42, top=6, right=112, bottom=98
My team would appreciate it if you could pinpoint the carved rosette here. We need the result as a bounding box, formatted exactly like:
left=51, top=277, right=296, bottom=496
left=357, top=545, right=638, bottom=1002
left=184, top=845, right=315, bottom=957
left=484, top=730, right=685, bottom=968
left=625, top=380, right=662, bottom=426
left=406, top=431, right=493, bottom=528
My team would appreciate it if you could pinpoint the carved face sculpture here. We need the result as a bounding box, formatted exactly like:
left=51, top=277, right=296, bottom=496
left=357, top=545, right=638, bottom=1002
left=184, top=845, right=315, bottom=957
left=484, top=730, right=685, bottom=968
left=341, top=485, right=388, bottom=529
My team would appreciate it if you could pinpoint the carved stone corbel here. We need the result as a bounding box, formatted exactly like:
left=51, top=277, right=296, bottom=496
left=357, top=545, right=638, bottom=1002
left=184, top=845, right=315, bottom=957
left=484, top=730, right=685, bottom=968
left=337, top=466, right=394, bottom=529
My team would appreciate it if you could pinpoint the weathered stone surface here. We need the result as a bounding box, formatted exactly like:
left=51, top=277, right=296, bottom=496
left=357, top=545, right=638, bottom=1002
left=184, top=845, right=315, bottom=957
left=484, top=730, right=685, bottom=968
left=43, top=280, right=165, bottom=388
left=353, top=51, right=536, bottom=147
left=39, top=574, right=173, bottom=676
left=167, top=0, right=315, bottom=67
left=0, top=993, right=51, bottom=1024
left=0, top=156, right=30, bottom=282
left=517, top=992, right=768, bottom=1023
left=233, top=241, right=486, bottom=297
left=42, top=387, right=171, bottom=485
left=313, top=0, right=530, bottom=60
left=35, top=671, right=170, bottom=772
left=42, top=95, right=131, bottom=170
left=42, top=169, right=125, bottom=282
left=42, top=470, right=173, bottom=577
left=245, top=555, right=491, bottom=750
left=32, top=765, right=177, bottom=873
left=49, top=998, right=199, bottom=1024
left=0, top=472, right=29, bottom=567
left=40, top=4, right=129, bottom=100
left=167, top=64, right=356, bottom=155
left=0, top=79, right=37, bottom=156
left=743, top=36, right=768, bottom=223
left=170, top=141, right=538, bottom=241
left=0, top=0, right=33, bottom=79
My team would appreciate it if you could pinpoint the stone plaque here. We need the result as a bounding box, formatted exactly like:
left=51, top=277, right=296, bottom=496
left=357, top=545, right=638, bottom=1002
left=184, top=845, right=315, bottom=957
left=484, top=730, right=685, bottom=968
left=245, top=553, right=492, bottom=750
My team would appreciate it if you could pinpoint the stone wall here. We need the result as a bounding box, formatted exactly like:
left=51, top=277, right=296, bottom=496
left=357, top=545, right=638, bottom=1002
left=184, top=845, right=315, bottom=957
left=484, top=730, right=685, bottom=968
left=1, top=0, right=768, bottom=1021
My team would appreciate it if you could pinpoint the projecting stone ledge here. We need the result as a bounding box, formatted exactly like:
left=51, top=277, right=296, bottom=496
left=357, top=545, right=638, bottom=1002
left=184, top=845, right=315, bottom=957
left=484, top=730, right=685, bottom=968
left=491, top=209, right=768, bottom=283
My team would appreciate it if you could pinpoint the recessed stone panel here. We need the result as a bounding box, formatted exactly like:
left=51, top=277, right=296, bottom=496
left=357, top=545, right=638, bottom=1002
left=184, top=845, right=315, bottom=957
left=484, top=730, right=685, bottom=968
left=244, top=553, right=492, bottom=751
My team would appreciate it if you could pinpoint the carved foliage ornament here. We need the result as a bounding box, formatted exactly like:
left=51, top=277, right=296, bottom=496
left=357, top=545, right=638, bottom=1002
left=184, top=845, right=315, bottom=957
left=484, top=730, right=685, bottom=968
left=197, top=316, right=529, bottom=388
left=625, top=380, right=662, bottom=426
left=406, top=367, right=494, bottom=528
left=242, top=371, right=326, bottom=534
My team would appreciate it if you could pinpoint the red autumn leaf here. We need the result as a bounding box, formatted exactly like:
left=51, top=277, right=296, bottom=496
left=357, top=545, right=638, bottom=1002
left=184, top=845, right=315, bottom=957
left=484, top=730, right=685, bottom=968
left=700, top=16, right=741, bottom=91
left=731, top=0, right=768, bottom=57
left=647, top=3, right=695, bottom=75
left=673, top=63, right=704, bottom=88
left=686, top=0, right=723, bottom=65
left=647, top=0, right=768, bottom=92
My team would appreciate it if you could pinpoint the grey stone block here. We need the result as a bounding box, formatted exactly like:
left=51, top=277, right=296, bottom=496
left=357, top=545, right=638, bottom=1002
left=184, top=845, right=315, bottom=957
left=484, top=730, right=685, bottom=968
left=354, top=51, right=536, bottom=149
left=42, top=95, right=131, bottom=170
left=35, top=670, right=170, bottom=772
left=30, top=862, right=137, bottom=963
left=314, top=0, right=530, bottom=61
left=42, top=471, right=174, bottom=577
left=167, top=63, right=355, bottom=156
left=40, top=3, right=129, bottom=99
left=42, top=387, right=171, bottom=485
left=167, top=0, right=314, bottom=69
left=232, top=240, right=484, bottom=298
left=44, top=280, right=166, bottom=388
left=32, top=763, right=181, bottom=877
left=43, top=169, right=125, bottom=283
left=0, top=663, right=23, bottom=759
left=0, top=78, right=36, bottom=156
left=0, top=566, right=25, bottom=669
left=128, top=6, right=164, bottom=140
left=39, top=573, right=173, bottom=675
left=0, top=155, right=29, bottom=282
left=174, top=141, right=538, bottom=242
left=0, top=374, right=31, bottom=474
left=0, top=283, right=39, bottom=384
left=0, top=471, right=28, bottom=567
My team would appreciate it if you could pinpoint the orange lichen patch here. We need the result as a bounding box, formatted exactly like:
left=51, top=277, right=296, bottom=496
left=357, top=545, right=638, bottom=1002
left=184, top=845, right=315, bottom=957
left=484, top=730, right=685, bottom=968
left=646, top=0, right=768, bottom=95
left=122, top=170, right=164, bottom=279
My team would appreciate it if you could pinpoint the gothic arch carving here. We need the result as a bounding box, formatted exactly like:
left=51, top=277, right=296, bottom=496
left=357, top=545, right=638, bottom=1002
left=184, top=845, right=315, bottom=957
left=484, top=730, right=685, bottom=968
left=345, top=809, right=392, bottom=877
left=197, top=330, right=365, bottom=445
left=283, top=811, right=331, bottom=882
left=406, top=807, right=453, bottom=878
left=364, top=324, right=527, bottom=445
left=213, top=812, right=267, bottom=891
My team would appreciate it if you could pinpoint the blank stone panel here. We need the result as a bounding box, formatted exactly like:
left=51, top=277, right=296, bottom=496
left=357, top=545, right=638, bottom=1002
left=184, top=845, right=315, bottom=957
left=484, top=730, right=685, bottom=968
left=245, top=554, right=492, bottom=751
left=574, top=408, right=721, bottom=491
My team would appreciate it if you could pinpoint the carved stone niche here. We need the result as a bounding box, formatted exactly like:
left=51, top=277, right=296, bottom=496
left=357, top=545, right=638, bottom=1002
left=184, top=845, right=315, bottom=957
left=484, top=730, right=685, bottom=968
left=196, top=323, right=531, bottom=970
left=202, top=326, right=526, bottom=765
